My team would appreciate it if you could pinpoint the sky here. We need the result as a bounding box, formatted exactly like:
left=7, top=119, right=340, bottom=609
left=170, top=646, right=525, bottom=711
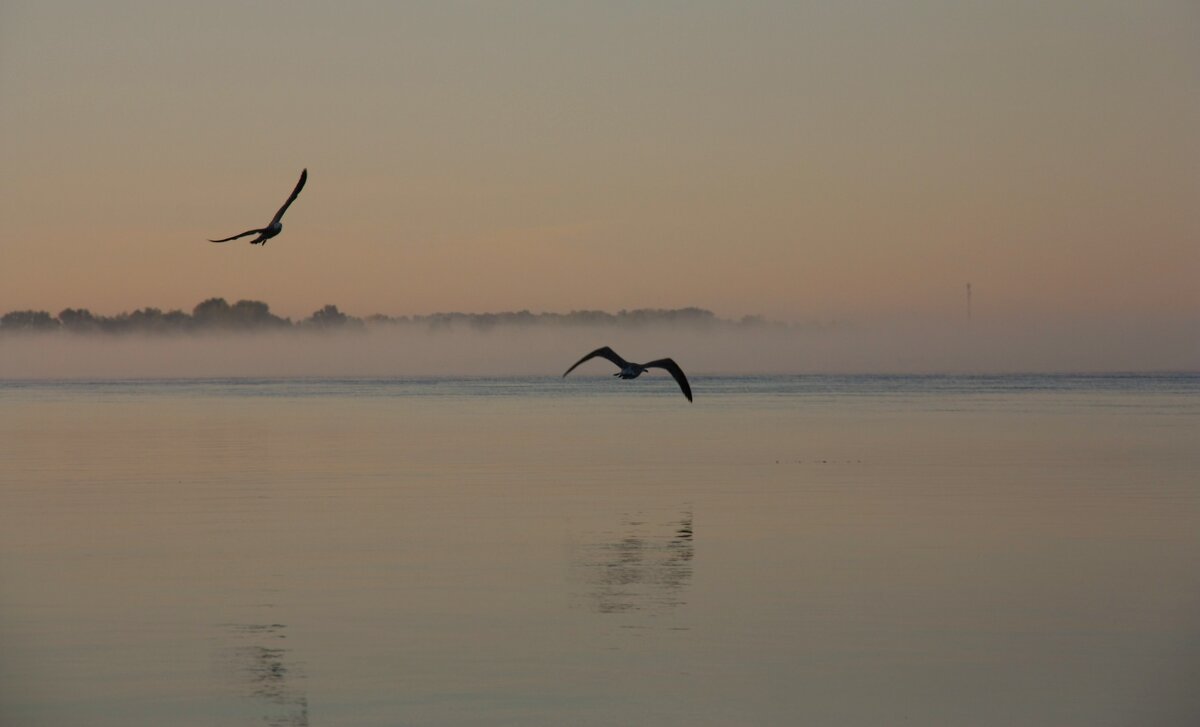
left=1, top=1, right=1197, bottom=325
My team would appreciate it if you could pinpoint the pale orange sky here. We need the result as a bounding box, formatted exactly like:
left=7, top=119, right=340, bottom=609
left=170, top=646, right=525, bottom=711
left=1, top=1, right=1197, bottom=323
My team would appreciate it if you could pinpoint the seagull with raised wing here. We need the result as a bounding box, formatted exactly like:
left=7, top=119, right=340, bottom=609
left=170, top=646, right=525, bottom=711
left=562, top=346, right=693, bottom=402
left=209, top=169, right=307, bottom=245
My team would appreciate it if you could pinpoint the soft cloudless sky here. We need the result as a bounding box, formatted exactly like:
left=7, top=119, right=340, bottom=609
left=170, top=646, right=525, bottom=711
left=1, top=1, right=1197, bottom=323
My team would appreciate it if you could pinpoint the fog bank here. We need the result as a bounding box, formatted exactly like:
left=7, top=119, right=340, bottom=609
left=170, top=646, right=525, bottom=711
left=1, top=317, right=1194, bottom=379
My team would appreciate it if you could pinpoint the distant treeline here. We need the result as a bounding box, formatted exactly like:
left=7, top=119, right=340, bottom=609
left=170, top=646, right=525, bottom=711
left=0, top=298, right=780, bottom=334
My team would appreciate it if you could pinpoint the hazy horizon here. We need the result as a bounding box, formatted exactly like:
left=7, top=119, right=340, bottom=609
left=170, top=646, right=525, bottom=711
left=5, top=294, right=1192, bottom=378
left=2, top=315, right=1194, bottom=379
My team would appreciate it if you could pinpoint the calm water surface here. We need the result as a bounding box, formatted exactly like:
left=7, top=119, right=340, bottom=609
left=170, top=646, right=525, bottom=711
left=2, top=375, right=1198, bottom=725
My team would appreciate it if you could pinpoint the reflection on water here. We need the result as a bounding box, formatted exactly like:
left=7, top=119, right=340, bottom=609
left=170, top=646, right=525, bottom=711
left=574, top=509, right=694, bottom=623
left=218, top=623, right=308, bottom=727
left=2, top=375, right=1198, bottom=726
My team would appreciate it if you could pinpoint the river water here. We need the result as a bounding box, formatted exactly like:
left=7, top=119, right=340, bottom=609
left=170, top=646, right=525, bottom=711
left=2, top=375, right=1197, bottom=725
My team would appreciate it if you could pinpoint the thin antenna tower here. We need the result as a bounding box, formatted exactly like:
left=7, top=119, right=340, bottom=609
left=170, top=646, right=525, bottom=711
left=966, top=283, right=972, bottom=323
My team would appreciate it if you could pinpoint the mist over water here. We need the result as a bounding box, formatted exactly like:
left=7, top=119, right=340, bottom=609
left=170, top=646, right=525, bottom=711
left=1, top=316, right=1195, bottom=378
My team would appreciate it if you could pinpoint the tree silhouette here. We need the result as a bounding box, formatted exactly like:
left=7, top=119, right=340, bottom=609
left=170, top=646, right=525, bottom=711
left=191, top=297, right=232, bottom=328
left=229, top=300, right=288, bottom=329
left=304, top=304, right=362, bottom=329
left=3, top=299, right=763, bottom=335
left=58, top=308, right=99, bottom=332
left=1, top=310, right=58, bottom=331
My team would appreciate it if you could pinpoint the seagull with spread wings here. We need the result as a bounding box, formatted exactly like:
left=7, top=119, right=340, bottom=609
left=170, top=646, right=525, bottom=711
left=209, top=169, right=307, bottom=245
left=562, top=346, right=693, bottom=402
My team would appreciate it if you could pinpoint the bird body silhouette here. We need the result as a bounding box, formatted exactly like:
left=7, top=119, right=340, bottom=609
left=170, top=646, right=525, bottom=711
left=563, top=346, right=693, bottom=401
left=209, top=169, right=307, bottom=245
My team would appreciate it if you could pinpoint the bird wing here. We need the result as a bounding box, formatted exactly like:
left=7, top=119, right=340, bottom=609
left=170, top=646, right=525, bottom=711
left=562, top=346, right=629, bottom=377
left=209, top=228, right=268, bottom=243
left=270, top=168, right=308, bottom=225
left=643, top=358, right=693, bottom=401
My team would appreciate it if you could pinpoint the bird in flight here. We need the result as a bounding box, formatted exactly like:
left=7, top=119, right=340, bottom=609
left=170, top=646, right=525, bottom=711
left=562, top=346, right=693, bottom=401
left=209, top=169, right=307, bottom=245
